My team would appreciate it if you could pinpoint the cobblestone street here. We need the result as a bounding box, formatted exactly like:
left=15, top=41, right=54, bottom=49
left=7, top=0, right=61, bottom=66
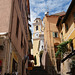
left=29, top=67, right=50, bottom=75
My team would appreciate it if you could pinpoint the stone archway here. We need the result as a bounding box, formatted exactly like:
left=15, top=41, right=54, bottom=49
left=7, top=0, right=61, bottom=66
left=54, top=43, right=59, bottom=53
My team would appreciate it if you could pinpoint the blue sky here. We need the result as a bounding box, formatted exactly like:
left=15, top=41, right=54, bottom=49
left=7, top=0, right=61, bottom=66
left=29, top=0, right=72, bottom=33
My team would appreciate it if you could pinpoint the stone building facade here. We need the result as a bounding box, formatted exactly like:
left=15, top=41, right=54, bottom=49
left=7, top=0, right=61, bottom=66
left=0, top=0, right=31, bottom=75
left=57, top=0, right=75, bottom=75
left=42, top=12, right=65, bottom=75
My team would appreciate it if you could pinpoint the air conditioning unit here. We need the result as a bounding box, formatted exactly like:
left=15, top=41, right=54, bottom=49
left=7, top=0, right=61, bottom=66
left=0, top=37, right=4, bottom=50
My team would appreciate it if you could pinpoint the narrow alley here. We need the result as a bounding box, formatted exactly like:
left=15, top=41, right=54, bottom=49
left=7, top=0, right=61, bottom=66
left=29, top=67, right=50, bottom=75
left=0, top=0, right=75, bottom=75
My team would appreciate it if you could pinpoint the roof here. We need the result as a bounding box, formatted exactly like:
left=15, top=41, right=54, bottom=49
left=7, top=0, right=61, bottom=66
left=43, top=11, right=65, bottom=20
left=34, top=18, right=41, bottom=21
left=51, top=11, right=65, bottom=16
left=63, top=0, right=75, bottom=23
left=56, top=15, right=65, bottom=26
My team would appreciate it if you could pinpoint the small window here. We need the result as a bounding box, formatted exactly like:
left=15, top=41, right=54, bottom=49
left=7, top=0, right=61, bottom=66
left=36, top=26, right=38, bottom=30
left=36, top=34, right=38, bottom=36
left=42, top=46, right=43, bottom=49
left=66, top=24, right=68, bottom=32
left=16, top=17, right=19, bottom=37
left=36, top=20, right=38, bottom=23
left=61, top=33, right=63, bottom=39
left=24, top=39, right=26, bottom=54
left=55, top=32, right=58, bottom=37
left=21, top=32, right=23, bottom=48
left=53, top=32, right=58, bottom=38
left=73, top=12, right=75, bottom=19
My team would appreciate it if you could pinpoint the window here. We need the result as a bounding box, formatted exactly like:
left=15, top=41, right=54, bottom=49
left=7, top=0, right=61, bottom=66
left=42, top=45, right=43, bottom=49
left=73, top=12, right=75, bottom=19
left=35, top=33, right=39, bottom=37
left=36, top=20, right=38, bottom=23
left=24, top=39, right=26, bottom=54
left=21, top=32, right=23, bottom=48
left=65, top=24, right=68, bottom=32
left=36, top=34, right=38, bottom=36
left=36, top=26, right=38, bottom=30
left=53, top=32, right=58, bottom=38
left=16, top=17, right=19, bottom=37
left=61, top=33, right=64, bottom=41
left=55, top=33, right=58, bottom=37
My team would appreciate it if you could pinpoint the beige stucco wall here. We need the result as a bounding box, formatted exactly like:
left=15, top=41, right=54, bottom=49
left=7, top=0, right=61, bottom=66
left=43, top=15, right=61, bottom=74
left=0, top=0, right=12, bottom=33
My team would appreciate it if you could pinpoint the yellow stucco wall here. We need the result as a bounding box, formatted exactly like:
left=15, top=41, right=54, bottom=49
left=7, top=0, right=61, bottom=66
left=33, top=39, right=40, bottom=66
left=33, top=18, right=44, bottom=66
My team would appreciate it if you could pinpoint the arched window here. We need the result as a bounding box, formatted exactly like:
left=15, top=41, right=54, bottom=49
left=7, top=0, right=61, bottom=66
left=36, top=26, right=38, bottom=30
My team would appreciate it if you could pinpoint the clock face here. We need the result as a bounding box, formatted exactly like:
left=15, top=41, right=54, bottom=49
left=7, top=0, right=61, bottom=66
left=35, top=33, right=39, bottom=37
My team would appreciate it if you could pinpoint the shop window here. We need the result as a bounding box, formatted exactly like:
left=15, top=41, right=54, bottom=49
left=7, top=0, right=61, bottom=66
left=16, top=17, right=19, bottom=38
left=36, top=26, right=38, bottom=30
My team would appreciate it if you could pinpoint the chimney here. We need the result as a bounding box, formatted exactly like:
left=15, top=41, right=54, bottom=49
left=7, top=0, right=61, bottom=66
left=45, top=12, right=49, bottom=16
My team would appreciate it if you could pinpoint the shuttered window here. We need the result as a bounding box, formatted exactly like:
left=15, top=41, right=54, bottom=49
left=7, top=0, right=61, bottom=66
left=53, top=32, right=55, bottom=37
left=52, top=32, right=58, bottom=38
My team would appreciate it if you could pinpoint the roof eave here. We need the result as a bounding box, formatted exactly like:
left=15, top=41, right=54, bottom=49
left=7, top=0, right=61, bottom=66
left=62, top=0, right=75, bottom=23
